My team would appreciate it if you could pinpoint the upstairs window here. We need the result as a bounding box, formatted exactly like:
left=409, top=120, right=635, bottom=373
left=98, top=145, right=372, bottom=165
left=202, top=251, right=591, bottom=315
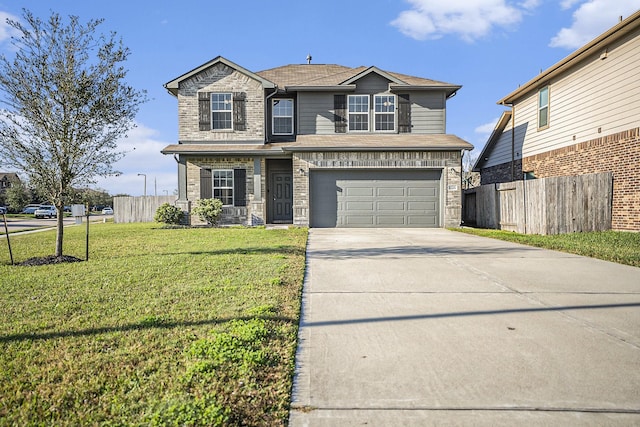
left=211, top=93, right=233, bottom=130
left=374, top=95, right=396, bottom=131
left=538, top=86, right=549, bottom=129
left=272, top=99, right=294, bottom=135
left=348, top=95, right=369, bottom=131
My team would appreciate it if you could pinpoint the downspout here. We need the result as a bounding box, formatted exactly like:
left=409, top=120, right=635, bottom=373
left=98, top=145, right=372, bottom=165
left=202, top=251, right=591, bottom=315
left=264, top=86, right=279, bottom=143
left=510, top=103, right=515, bottom=181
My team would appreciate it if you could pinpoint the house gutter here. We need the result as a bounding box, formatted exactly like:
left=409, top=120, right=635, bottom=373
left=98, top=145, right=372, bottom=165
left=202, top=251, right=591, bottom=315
left=499, top=101, right=516, bottom=181
left=264, top=86, right=279, bottom=143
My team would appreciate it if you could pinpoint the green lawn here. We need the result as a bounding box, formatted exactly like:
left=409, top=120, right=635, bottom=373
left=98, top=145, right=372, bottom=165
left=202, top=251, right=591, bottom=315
left=452, top=228, right=640, bottom=267
left=0, top=223, right=308, bottom=426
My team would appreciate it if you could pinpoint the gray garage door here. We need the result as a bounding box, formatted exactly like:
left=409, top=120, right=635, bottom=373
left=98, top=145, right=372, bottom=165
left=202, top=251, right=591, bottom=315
left=310, top=169, right=441, bottom=228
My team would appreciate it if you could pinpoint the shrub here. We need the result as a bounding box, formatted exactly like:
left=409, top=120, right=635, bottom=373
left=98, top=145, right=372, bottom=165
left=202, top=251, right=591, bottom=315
left=154, top=203, right=184, bottom=225
left=191, top=198, right=223, bottom=226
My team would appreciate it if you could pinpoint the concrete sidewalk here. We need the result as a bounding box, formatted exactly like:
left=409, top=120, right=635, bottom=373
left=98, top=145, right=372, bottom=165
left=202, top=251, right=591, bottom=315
left=288, top=228, right=640, bottom=426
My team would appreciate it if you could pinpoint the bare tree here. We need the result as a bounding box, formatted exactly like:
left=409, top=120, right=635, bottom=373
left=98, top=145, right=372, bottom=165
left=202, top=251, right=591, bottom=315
left=0, top=9, right=147, bottom=258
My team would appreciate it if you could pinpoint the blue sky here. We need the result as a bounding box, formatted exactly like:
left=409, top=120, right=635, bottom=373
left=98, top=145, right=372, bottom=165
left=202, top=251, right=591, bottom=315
left=1, top=0, right=638, bottom=196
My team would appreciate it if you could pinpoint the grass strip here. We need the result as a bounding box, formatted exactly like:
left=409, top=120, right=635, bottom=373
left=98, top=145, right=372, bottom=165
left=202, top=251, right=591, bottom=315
left=452, top=228, right=640, bottom=267
left=0, top=222, right=308, bottom=426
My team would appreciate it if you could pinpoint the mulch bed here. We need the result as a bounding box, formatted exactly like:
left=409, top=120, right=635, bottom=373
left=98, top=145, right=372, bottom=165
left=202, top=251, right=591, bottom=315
left=18, top=255, right=84, bottom=266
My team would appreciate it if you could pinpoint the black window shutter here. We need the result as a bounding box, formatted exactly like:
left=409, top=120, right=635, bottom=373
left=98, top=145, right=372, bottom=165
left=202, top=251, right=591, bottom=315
left=398, top=94, right=411, bottom=133
left=334, top=94, right=347, bottom=133
left=233, top=92, right=246, bottom=131
left=200, top=168, right=212, bottom=199
left=198, top=92, right=211, bottom=131
left=233, top=169, right=247, bottom=207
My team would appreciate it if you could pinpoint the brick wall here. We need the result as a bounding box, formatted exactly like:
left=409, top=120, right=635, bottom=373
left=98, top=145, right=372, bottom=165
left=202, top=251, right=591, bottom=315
left=522, top=127, right=639, bottom=231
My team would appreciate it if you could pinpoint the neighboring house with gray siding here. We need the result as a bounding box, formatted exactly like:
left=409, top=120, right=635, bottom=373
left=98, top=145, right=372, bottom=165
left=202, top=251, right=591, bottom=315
left=162, top=56, right=473, bottom=228
left=474, top=10, right=640, bottom=231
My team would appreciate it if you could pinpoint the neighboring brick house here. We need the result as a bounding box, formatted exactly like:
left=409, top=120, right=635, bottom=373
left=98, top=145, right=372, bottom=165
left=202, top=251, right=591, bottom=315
left=474, top=11, right=640, bottom=231
left=162, top=56, right=472, bottom=228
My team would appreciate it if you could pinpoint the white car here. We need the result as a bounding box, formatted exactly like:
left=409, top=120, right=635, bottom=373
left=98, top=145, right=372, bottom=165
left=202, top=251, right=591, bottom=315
left=34, top=205, right=57, bottom=218
left=102, top=207, right=113, bottom=215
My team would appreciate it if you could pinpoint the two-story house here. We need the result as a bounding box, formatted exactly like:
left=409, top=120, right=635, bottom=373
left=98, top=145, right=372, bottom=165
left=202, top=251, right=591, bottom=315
left=162, top=56, right=472, bottom=228
left=474, top=10, right=640, bottom=231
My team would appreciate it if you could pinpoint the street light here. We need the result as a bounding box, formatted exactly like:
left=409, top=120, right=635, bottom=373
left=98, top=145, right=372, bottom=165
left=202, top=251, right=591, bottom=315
left=137, top=173, right=147, bottom=197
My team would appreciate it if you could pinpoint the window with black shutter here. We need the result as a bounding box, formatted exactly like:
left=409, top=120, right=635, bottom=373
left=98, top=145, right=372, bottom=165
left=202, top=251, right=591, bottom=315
left=233, top=169, right=247, bottom=207
left=233, top=92, right=246, bottom=131
left=398, top=94, right=411, bottom=133
left=334, top=94, right=347, bottom=133
left=198, top=93, right=211, bottom=131
left=200, top=168, right=212, bottom=198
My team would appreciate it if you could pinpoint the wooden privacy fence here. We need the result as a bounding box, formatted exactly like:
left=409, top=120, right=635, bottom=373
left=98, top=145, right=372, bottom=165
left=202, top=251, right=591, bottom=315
left=113, top=196, right=178, bottom=223
left=463, top=172, right=612, bottom=234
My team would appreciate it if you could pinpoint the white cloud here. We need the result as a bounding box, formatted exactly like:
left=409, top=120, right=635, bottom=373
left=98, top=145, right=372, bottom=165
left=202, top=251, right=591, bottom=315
left=0, top=11, right=20, bottom=44
left=391, top=0, right=540, bottom=42
left=550, top=0, right=640, bottom=49
left=475, top=117, right=501, bottom=135
left=560, top=0, right=581, bottom=10
left=93, top=123, right=176, bottom=196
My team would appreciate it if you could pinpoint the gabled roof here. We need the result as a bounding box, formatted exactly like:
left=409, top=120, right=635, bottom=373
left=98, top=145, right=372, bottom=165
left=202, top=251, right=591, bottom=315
left=164, top=56, right=276, bottom=96
left=498, top=9, right=640, bottom=105
left=472, top=111, right=512, bottom=172
left=256, top=63, right=460, bottom=95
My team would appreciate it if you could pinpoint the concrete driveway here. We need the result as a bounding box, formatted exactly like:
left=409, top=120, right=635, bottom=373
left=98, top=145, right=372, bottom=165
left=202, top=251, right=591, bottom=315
left=288, top=228, right=640, bottom=426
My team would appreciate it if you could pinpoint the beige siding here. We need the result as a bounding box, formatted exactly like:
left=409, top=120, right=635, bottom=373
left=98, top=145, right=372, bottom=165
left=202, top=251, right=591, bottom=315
left=517, top=28, right=640, bottom=158
left=177, top=63, right=265, bottom=142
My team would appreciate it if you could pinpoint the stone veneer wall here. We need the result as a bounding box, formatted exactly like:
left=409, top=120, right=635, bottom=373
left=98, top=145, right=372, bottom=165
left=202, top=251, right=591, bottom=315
left=522, top=128, right=640, bottom=231
left=479, top=159, right=523, bottom=185
left=178, top=63, right=265, bottom=142
left=292, top=151, right=463, bottom=228
left=184, top=157, right=264, bottom=226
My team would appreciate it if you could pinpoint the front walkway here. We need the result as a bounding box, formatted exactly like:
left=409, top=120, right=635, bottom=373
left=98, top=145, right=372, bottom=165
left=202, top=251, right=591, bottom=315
left=289, top=228, right=640, bottom=426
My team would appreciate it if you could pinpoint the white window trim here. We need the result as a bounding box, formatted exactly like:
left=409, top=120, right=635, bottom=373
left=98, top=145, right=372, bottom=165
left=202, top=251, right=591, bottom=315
left=212, top=169, right=234, bottom=206
left=374, top=94, right=396, bottom=132
left=347, top=94, right=370, bottom=132
left=538, top=86, right=549, bottom=130
left=211, top=93, right=233, bottom=131
left=272, top=98, right=294, bottom=135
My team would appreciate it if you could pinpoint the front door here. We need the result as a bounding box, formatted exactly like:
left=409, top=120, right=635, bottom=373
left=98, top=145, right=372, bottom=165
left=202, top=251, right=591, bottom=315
left=270, top=172, right=293, bottom=223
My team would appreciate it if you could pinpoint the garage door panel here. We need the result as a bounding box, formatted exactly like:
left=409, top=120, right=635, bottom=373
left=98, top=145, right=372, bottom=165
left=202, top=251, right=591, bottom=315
left=409, top=215, right=437, bottom=226
left=377, top=216, right=406, bottom=225
left=346, top=201, right=374, bottom=211
left=345, top=216, right=375, bottom=226
left=345, top=187, right=374, bottom=197
left=310, top=169, right=441, bottom=228
left=377, top=201, right=406, bottom=210
left=408, top=201, right=437, bottom=211
left=377, top=187, right=405, bottom=197
left=409, top=187, right=437, bottom=197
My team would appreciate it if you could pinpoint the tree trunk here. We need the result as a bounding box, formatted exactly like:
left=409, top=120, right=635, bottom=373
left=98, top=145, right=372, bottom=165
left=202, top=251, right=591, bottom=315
left=55, top=205, right=64, bottom=257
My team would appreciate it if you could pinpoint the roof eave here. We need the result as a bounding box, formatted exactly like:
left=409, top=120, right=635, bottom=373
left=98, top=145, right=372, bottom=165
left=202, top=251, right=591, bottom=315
left=497, top=10, right=640, bottom=105
left=284, top=85, right=357, bottom=92
left=341, top=66, right=406, bottom=85
left=389, top=84, right=461, bottom=96
left=164, top=56, right=276, bottom=97
left=472, top=110, right=512, bottom=171
left=282, top=145, right=473, bottom=152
